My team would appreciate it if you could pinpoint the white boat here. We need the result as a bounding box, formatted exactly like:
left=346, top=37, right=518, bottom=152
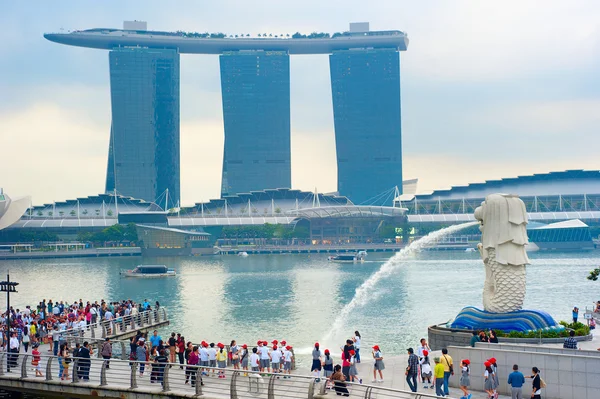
left=465, top=247, right=477, bottom=253
left=328, top=251, right=367, bottom=263
left=237, top=251, right=249, bottom=257
left=121, top=265, right=176, bottom=278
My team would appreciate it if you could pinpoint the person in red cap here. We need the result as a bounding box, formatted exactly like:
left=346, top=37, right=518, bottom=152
left=200, top=342, right=209, bottom=376
left=488, top=358, right=499, bottom=399
left=348, top=349, right=361, bottom=384
left=459, top=359, right=471, bottom=399
left=283, top=345, right=293, bottom=378
left=216, top=343, right=227, bottom=378
left=240, top=344, right=249, bottom=375
left=270, top=344, right=282, bottom=377
left=372, top=345, right=385, bottom=383
left=311, top=343, right=322, bottom=381
left=420, top=349, right=433, bottom=389
left=259, top=340, right=271, bottom=373
left=483, top=361, right=495, bottom=398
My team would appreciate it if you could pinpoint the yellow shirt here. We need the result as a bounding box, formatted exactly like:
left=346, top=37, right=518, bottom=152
left=434, top=363, right=445, bottom=379
left=440, top=354, right=453, bottom=372
left=216, top=349, right=227, bottom=362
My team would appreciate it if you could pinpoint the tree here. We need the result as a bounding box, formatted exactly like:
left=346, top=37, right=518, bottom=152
left=59, top=211, right=64, bottom=217
left=124, top=223, right=138, bottom=242
left=48, top=211, right=53, bottom=217
left=588, top=268, right=600, bottom=281
left=107, top=209, right=113, bottom=217
left=258, top=34, right=262, bottom=37
left=274, top=207, right=282, bottom=214
left=246, top=34, right=250, bottom=37
left=69, top=210, right=76, bottom=217
left=95, top=209, right=100, bottom=216
left=82, top=209, right=88, bottom=216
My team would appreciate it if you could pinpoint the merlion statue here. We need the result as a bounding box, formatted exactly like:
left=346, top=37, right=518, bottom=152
left=474, top=193, right=529, bottom=313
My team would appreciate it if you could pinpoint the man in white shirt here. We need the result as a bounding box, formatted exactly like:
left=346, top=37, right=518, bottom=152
left=417, top=338, right=431, bottom=358
left=9, top=332, right=19, bottom=370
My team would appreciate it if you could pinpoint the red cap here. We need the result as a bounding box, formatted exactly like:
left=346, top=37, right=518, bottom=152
left=462, top=359, right=470, bottom=365
left=257, top=341, right=263, bottom=346
left=324, top=349, right=330, bottom=354
left=484, top=361, right=491, bottom=367
left=273, top=345, right=278, bottom=350
left=202, top=342, right=208, bottom=348
left=272, top=340, right=278, bottom=344
left=262, top=341, right=268, bottom=346
left=349, top=349, right=355, bottom=355
left=217, top=342, right=224, bottom=348
left=281, top=340, right=286, bottom=345
left=372, top=345, right=380, bottom=351
left=488, top=357, right=497, bottom=364
left=242, top=344, right=248, bottom=349
left=423, top=350, right=429, bottom=356
left=286, top=345, right=292, bottom=350
left=314, top=342, right=319, bottom=348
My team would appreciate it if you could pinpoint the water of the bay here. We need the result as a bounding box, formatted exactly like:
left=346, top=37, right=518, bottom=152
left=1, top=251, right=598, bottom=364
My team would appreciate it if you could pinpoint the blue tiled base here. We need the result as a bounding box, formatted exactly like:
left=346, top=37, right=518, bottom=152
left=450, top=306, right=560, bottom=332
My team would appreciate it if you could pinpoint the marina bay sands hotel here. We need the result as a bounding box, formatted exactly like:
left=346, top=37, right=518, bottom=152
left=45, top=22, right=409, bottom=206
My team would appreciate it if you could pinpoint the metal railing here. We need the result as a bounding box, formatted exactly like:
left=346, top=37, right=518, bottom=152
left=0, top=352, right=453, bottom=399
left=58, top=308, right=168, bottom=341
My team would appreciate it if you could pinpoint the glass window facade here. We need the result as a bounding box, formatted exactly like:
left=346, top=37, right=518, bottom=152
left=219, top=51, right=291, bottom=196
left=330, top=48, right=402, bottom=205
left=105, top=47, right=180, bottom=205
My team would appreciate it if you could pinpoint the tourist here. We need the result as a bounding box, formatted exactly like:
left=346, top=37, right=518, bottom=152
left=590, top=318, right=596, bottom=330
left=353, top=331, right=362, bottom=363
left=177, top=334, right=185, bottom=368
left=563, top=330, right=578, bottom=349
left=155, top=349, right=168, bottom=386
left=101, top=337, right=112, bottom=368
left=527, top=367, right=542, bottom=399
left=459, top=359, right=471, bottom=399
left=32, top=343, right=43, bottom=377
left=330, top=364, right=350, bottom=397
left=488, top=357, right=499, bottom=398
left=136, top=341, right=147, bottom=376
left=216, top=342, right=227, bottom=378
left=483, top=361, right=495, bottom=399
left=433, top=357, right=445, bottom=397
left=8, top=331, right=19, bottom=370
left=230, top=340, right=240, bottom=370
left=240, top=344, right=249, bottom=375
left=341, top=345, right=351, bottom=380
left=150, top=330, right=161, bottom=351
left=420, top=350, right=433, bottom=389
left=208, top=342, right=217, bottom=376
left=489, top=330, right=499, bottom=343
left=61, top=343, right=71, bottom=380
left=270, top=344, right=282, bottom=377
left=372, top=345, right=384, bottom=383
left=250, top=347, right=260, bottom=372
left=79, top=341, right=91, bottom=381
left=323, top=349, right=334, bottom=381
left=572, top=306, right=579, bottom=323
left=507, top=364, right=525, bottom=399
left=200, top=341, right=209, bottom=375
left=186, top=344, right=198, bottom=385
left=479, top=330, right=489, bottom=343
left=311, top=342, right=323, bottom=381
left=168, top=332, right=177, bottom=363
left=260, top=340, right=271, bottom=373
left=283, top=345, right=293, bottom=378
left=405, top=347, right=418, bottom=392
left=417, top=338, right=431, bottom=358
left=52, top=325, right=60, bottom=356
left=440, top=348, right=454, bottom=396
left=348, top=349, right=361, bottom=383
left=22, top=328, right=30, bottom=352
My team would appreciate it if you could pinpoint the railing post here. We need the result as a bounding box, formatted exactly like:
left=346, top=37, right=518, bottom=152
left=130, top=363, right=138, bottom=389
left=0, top=352, right=5, bottom=376
left=20, top=354, right=28, bottom=378
left=230, top=370, right=240, bottom=399
left=194, top=366, right=203, bottom=396
left=363, top=386, right=373, bottom=399
left=100, top=360, right=108, bottom=386
left=120, top=342, right=127, bottom=360
left=139, top=313, right=145, bottom=327
left=162, top=307, right=167, bottom=321
left=101, top=322, right=107, bottom=338
left=318, top=378, right=327, bottom=395
left=267, top=373, right=276, bottom=399
left=91, top=324, right=96, bottom=338
left=72, top=359, right=79, bottom=383
left=162, top=363, right=170, bottom=392
left=45, top=356, right=53, bottom=381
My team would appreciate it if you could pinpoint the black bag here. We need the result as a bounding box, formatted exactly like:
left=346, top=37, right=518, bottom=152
left=443, top=355, right=453, bottom=374
left=65, top=357, right=72, bottom=364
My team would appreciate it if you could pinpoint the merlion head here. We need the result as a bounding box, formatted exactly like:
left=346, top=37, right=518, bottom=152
left=476, top=193, right=529, bottom=251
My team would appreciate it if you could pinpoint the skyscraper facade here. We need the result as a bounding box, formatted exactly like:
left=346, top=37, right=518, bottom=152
left=219, top=51, right=291, bottom=196
left=330, top=48, right=403, bottom=204
left=105, top=47, right=181, bottom=205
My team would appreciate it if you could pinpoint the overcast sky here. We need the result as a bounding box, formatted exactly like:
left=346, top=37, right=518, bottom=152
left=1, top=1, right=599, bottom=206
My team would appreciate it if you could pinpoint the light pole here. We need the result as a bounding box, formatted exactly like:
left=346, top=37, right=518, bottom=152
left=0, top=272, right=19, bottom=332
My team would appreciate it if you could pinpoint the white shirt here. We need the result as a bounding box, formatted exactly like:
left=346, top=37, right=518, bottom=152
left=208, top=348, right=217, bottom=360
left=270, top=349, right=282, bottom=363
left=104, top=311, right=113, bottom=320
left=10, top=337, right=19, bottom=350
left=354, top=336, right=361, bottom=349
left=250, top=353, right=260, bottom=367
left=417, top=344, right=430, bottom=358
left=259, top=346, right=270, bottom=359
left=200, top=347, right=209, bottom=361
left=284, top=350, right=293, bottom=362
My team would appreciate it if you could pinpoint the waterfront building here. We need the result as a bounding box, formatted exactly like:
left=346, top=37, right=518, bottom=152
left=0, top=189, right=30, bottom=231
left=220, top=51, right=291, bottom=196
left=105, top=47, right=180, bottom=205
left=330, top=48, right=403, bottom=204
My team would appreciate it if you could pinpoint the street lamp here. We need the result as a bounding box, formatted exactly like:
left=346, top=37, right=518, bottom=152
left=0, top=272, right=19, bottom=331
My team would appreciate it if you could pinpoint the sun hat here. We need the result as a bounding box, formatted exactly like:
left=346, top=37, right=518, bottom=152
left=434, top=357, right=440, bottom=362
left=423, top=350, right=429, bottom=356
left=484, top=361, right=491, bottom=367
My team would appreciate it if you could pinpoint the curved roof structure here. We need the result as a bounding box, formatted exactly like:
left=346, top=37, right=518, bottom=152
left=0, top=191, right=31, bottom=230
left=44, top=29, right=408, bottom=54
left=290, top=205, right=406, bottom=218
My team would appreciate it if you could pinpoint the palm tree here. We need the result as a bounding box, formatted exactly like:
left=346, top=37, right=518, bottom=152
left=69, top=210, right=76, bottom=217
left=59, top=211, right=64, bottom=217
left=107, top=209, right=113, bottom=217
left=82, top=209, right=88, bottom=216
left=258, top=34, right=262, bottom=37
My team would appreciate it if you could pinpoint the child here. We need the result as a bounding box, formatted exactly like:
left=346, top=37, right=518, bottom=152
left=459, top=359, right=471, bottom=399
left=240, top=344, right=249, bottom=376
left=372, top=345, right=384, bottom=383
left=323, top=349, right=334, bottom=385
left=483, top=361, right=495, bottom=399
left=488, top=357, right=499, bottom=399
left=32, top=344, right=43, bottom=377
left=208, top=343, right=217, bottom=377
left=270, top=345, right=282, bottom=377
left=433, top=357, right=445, bottom=397
left=259, top=341, right=271, bottom=373
left=420, top=350, right=432, bottom=389
left=216, top=342, right=227, bottom=379
left=283, top=345, right=293, bottom=378
left=311, top=343, right=322, bottom=381
left=348, top=349, right=361, bottom=384
left=250, top=347, right=260, bottom=372
left=200, top=341, right=209, bottom=376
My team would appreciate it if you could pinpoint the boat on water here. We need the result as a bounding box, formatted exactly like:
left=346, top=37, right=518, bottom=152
left=121, top=265, right=176, bottom=278
left=465, top=247, right=477, bottom=253
left=328, top=251, right=367, bottom=263
left=237, top=251, right=249, bottom=257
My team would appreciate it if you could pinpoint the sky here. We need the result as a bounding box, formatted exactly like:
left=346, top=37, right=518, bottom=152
left=1, top=0, right=599, bottom=206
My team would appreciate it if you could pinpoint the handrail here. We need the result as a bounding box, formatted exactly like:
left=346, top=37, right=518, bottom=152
left=0, top=352, right=453, bottom=399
